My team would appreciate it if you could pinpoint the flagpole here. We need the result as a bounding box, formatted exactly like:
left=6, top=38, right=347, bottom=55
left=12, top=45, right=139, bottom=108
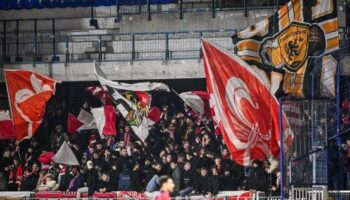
left=278, top=98, right=284, bottom=199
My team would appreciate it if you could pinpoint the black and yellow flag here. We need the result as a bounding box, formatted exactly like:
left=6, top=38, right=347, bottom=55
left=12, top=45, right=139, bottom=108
left=232, top=0, right=339, bottom=98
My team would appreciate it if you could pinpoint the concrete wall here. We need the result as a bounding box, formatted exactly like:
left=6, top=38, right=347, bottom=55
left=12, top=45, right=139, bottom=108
left=1, top=54, right=349, bottom=83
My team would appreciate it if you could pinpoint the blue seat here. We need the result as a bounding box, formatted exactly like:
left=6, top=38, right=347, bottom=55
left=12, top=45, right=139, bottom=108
left=95, top=0, right=112, bottom=6
left=41, top=0, right=52, bottom=8
left=18, top=0, right=30, bottom=9
left=51, top=0, right=64, bottom=8
left=8, top=0, right=18, bottom=9
left=0, top=0, right=8, bottom=9
left=117, top=0, right=145, bottom=5
left=30, top=0, right=43, bottom=8
left=62, top=0, right=77, bottom=7
left=75, top=0, right=90, bottom=7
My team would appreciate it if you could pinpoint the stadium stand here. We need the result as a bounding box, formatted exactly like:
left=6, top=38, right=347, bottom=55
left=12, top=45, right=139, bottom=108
left=0, top=0, right=349, bottom=199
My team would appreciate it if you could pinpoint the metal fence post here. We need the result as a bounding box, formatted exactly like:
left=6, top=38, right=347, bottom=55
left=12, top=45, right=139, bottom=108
left=131, top=33, right=135, bottom=61
left=33, top=19, right=38, bottom=67
left=33, top=35, right=36, bottom=67
left=199, top=32, right=203, bottom=59
left=98, top=35, right=102, bottom=63
left=165, top=33, right=169, bottom=60
left=336, top=59, right=342, bottom=190
left=147, top=0, right=151, bottom=21
left=311, top=74, right=316, bottom=185
left=279, top=98, right=285, bottom=200
left=212, top=0, right=216, bottom=18
left=115, top=0, right=120, bottom=23
left=243, top=0, right=248, bottom=17
left=15, top=20, right=23, bottom=62
left=179, top=0, right=183, bottom=20
left=90, top=0, right=99, bottom=29
left=65, top=35, right=69, bottom=64
left=138, top=1, right=142, bottom=14
left=52, top=18, right=59, bottom=62
left=33, top=19, right=38, bottom=65
left=2, top=20, right=7, bottom=65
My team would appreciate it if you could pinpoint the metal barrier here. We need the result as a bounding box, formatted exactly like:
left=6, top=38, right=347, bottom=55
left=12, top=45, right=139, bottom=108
left=0, top=29, right=235, bottom=65
left=328, top=190, right=350, bottom=200
left=291, top=187, right=328, bottom=200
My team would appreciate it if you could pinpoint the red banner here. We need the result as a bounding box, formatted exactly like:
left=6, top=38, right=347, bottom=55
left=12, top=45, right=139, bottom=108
left=4, top=70, right=58, bottom=141
left=202, top=40, right=292, bottom=166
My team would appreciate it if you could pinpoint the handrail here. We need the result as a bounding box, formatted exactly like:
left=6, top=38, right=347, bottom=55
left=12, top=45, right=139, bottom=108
left=0, top=29, right=236, bottom=64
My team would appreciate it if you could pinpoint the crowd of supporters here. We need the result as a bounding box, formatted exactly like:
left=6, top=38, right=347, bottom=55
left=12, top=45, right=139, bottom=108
left=0, top=93, right=283, bottom=197
left=1, top=91, right=350, bottom=197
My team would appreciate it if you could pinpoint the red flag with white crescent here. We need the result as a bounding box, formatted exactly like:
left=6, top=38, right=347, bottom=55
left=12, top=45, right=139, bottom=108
left=202, top=40, right=292, bottom=166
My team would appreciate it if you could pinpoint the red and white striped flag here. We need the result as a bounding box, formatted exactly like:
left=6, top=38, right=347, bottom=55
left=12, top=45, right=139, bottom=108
left=91, top=105, right=117, bottom=138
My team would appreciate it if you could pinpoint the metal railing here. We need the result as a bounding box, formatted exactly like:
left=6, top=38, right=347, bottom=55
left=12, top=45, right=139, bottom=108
left=0, top=29, right=236, bottom=66
left=328, top=190, right=350, bottom=200
left=291, top=187, right=328, bottom=200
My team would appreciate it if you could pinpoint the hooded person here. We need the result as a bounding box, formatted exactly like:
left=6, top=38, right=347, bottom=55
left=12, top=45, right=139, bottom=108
left=76, top=161, right=98, bottom=199
left=245, top=160, right=269, bottom=193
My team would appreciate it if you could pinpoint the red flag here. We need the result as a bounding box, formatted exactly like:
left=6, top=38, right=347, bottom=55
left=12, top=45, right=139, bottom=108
left=179, top=91, right=210, bottom=115
left=147, top=106, right=162, bottom=126
left=202, top=40, right=292, bottom=166
left=135, top=91, right=151, bottom=108
left=86, top=86, right=112, bottom=105
left=67, top=114, right=83, bottom=134
left=4, top=70, right=58, bottom=141
left=0, top=120, right=14, bottom=140
left=91, top=105, right=117, bottom=137
left=0, top=111, right=14, bottom=140
left=38, top=152, right=55, bottom=164
left=67, top=109, right=97, bottom=134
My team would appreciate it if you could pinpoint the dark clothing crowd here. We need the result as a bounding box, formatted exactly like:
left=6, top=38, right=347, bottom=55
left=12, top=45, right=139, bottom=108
left=0, top=96, right=281, bottom=197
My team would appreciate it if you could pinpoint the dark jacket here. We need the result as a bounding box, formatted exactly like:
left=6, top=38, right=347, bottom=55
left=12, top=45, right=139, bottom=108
left=220, top=175, right=237, bottom=191
left=59, top=172, right=73, bottom=191
left=69, top=175, right=85, bottom=191
left=195, top=175, right=210, bottom=194
left=97, top=179, right=114, bottom=192
left=208, top=175, right=220, bottom=195
left=21, top=173, right=38, bottom=191
left=246, top=167, right=269, bottom=192
left=182, top=170, right=194, bottom=189
left=116, top=156, right=133, bottom=173
left=109, top=169, right=120, bottom=191
left=86, top=168, right=99, bottom=196
left=130, top=169, right=143, bottom=192
left=172, top=166, right=182, bottom=193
